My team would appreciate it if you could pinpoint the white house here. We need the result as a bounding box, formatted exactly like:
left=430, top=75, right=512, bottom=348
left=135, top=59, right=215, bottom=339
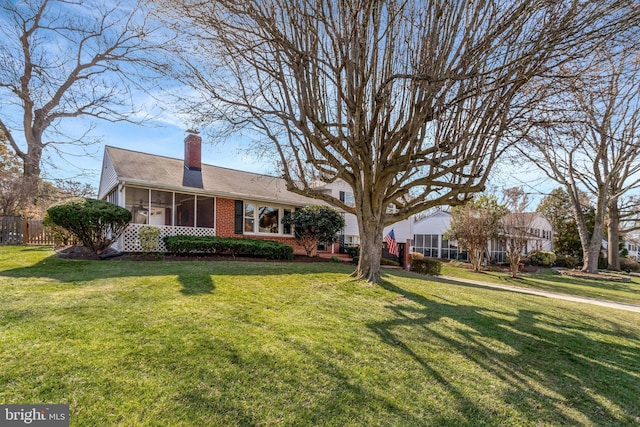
left=411, top=210, right=554, bottom=263
left=313, top=179, right=412, bottom=250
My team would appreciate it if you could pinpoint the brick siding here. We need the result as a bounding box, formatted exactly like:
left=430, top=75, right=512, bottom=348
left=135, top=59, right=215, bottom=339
left=216, top=197, right=307, bottom=255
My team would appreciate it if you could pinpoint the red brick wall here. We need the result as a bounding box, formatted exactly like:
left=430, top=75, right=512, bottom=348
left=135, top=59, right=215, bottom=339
left=215, top=197, right=236, bottom=237
left=215, top=197, right=307, bottom=255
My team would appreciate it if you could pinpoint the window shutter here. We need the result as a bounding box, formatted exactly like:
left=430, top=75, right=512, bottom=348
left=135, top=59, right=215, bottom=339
left=339, top=191, right=345, bottom=202
left=234, top=200, right=244, bottom=234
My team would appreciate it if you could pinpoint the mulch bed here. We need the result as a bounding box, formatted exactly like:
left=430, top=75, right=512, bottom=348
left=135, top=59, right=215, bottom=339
left=54, top=245, right=344, bottom=263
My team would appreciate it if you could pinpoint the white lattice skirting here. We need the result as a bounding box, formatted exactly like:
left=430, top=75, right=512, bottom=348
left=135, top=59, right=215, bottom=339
left=122, top=224, right=216, bottom=252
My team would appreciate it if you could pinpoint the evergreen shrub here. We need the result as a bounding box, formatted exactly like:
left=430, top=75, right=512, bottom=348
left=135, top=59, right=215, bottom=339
left=410, top=258, right=442, bottom=276
left=526, top=250, right=556, bottom=267
left=47, top=198, right=131, bottom=255
left=163, top=235, right=293, bottom=260
left=139, top=226, right=161, bottom=253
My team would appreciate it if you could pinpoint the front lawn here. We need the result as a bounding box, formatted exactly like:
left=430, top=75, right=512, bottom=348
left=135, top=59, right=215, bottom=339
left=441, top=262, right=640, bottom=305
left=1, top=246, right=639, bottom=426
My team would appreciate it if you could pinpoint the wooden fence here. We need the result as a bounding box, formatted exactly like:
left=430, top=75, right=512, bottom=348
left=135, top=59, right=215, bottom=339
left=0, top=216, right=55, bottom=245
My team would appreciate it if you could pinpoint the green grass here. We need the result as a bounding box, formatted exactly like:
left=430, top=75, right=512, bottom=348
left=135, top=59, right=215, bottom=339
left=441, top=262, right=640, bottom=305
left=1, top=246, right=639, bottom=426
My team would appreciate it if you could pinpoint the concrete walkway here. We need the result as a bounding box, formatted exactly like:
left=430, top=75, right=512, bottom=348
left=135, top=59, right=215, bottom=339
left=438, top=276, right=640, bottom=313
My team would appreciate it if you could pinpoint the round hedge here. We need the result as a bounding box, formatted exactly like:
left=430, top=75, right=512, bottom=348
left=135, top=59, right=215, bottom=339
left=47, top=198, right=131, bottom=256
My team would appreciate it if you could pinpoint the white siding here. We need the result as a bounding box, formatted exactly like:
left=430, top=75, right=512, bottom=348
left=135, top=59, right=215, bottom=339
left=98, top=151, right=118, bottom=200
left=317, top=180, right=413, bottom=244
left=343, top=213, right=359, bottom=236
left=528, top=214, right=554, bottom=252
left=413, top=211, right=453, bottom=236
left=384, top=219, right=412, bottom=243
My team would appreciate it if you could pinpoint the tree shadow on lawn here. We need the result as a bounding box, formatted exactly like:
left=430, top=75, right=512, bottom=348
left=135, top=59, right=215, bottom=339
left=165, top=334, right=434, bottom=426
left=0, top=252, right=220, bottom=296
left=0, top=250, right=353, bottom=295
left=370, top=275, right=640, bottom=426
left=514, top=270, right=640, bottom=294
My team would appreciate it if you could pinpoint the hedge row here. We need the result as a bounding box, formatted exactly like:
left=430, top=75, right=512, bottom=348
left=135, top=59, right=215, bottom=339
left=163, top=235, right=293, bottom=260
left=410, top=258, right=442, bottom=276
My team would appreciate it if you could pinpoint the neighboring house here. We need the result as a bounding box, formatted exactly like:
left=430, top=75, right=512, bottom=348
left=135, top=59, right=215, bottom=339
left=411, top=210, right=554, bottom=263
left=412, top=211, right=468, bottom=260
left=492, top=212, right=554, bottom=263
left=98, top=133, right=328, bottom=253
left=625, top=236, right=640, bottom=260
left=605, top=234, right=640, bottom=261
left=313, top=179, right=413, bottom=253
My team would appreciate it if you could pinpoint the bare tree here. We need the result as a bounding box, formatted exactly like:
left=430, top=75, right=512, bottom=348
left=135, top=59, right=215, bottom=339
left=518, top=44, right=640, bottom=273
left=0, top=0, right=170, bottom=178
left=601, top=50, right=640, bottom=270
left=0, top=140, right=30, bottom=216
left=166, top=0, right=639, bottom=282
left=447, top=196, right=506, bottom=273
left=499, top=187, right=537, bottom=278
left=536, top=187, right=592, bottom=260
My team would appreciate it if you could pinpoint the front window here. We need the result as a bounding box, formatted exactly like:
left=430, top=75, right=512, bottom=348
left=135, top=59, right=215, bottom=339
left=259, top=206, right=279, bottom=233
left=243, top=202, right=294, bottom=234
left=414, top=234, right=439, bottom=257
left=344, top=192, right=355, bottom=208
left=244, top=203, right=255, bottom=232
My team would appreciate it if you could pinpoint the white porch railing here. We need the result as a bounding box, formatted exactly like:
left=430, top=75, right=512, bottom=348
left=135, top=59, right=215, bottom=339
left=122, top=224, right=216, bottom=252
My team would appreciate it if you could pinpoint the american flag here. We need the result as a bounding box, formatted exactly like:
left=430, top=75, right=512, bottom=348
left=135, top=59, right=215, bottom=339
left=384, top=229, right=399, bottom=257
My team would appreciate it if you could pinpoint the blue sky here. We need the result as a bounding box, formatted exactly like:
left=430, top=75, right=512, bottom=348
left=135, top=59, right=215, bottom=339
left=41, top=118, right=274, bottom=191
left=0, top=0, right=554, bottom=206
left=32, top=107, right=554, bottom=207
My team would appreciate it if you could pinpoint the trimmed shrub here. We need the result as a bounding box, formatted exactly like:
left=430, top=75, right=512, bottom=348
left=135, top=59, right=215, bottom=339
left=410, top=258, right=442, bottom=276
left=344, top=246, right=360, bottom=264
left=344, top=246, right=360, bottom=258
left=526, top=250, right=556, bottom=267
left=43, top=212, right=78, bottom=246
left=282, top=206, right=345, bottom=256
left=620, top=257, right=640, bottom=273
left=410, top=252, right=424, bottom=260
left=163, top=235, right=293, bottom=260
left=46, top=198, right=131, bottom=255
left=138, top=226, right=161, bottom=253
left=554, top=254, right=578, bottom=269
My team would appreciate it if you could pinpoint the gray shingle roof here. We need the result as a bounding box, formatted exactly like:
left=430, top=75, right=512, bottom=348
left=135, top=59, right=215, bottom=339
left=105, top=146, right=325, bottom=206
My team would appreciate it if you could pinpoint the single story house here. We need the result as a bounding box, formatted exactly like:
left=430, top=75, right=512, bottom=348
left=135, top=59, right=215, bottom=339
left=98, top=132, right=414, bottom=263
left=98, top=133, right=331, bottom=254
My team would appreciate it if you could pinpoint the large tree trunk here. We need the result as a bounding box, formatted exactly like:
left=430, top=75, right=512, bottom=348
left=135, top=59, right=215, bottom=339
left=607, top=199, right=621, bottom=271
left=582, top=240, right=602, bottom=273
left=22, top=143, right=43, bottom=178
left=353, top=191, right=385, bottom=283
left=569, top=181, right=606, bottom=274
left=355, top=227, right=384, bottom=283
left=578, top=215, right=605, bottom=273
